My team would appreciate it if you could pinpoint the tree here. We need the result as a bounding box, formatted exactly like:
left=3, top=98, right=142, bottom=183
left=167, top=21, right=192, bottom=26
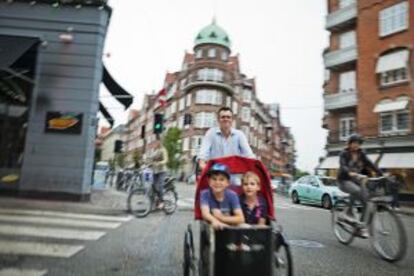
left=294, top=169, right=310, bottom=180
left=132, top=149, right=142, bottom=169
left=116, top=153, right=126, bottom=169
left=162, top=127, right=183, bottom=172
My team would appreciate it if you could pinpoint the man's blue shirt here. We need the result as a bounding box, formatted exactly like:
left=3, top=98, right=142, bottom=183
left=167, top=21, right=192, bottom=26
left=198, top=127, right=255, bottom=161
left=200, top=188, right=241, bottom=215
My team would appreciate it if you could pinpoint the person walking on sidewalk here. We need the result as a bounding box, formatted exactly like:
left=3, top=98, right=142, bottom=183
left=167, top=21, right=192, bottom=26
left=198, top=106, right=255, bottom=172
left=151, top=137, right=169, bottom=208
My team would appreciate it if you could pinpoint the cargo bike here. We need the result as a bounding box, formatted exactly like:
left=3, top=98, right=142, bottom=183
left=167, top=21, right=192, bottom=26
left=183, top=156, right=293, bottom=276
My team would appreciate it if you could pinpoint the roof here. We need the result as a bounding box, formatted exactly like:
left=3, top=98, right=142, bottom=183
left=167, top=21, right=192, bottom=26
left=194, top=19, right=231, bottom=49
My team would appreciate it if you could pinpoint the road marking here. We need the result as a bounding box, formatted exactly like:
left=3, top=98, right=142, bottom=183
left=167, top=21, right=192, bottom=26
left=289, top=239, right=325, bottom=248
left=0, top=214, right=121, bottom=229
left=178, top=198, right=194, bottom=208
left=0, top=224, right=106, bottom=240
left=0, top=240, right=84, bottom=258
left=0, top=208, right=132, bottom=222
left=0, top=269, right=47, bottom=276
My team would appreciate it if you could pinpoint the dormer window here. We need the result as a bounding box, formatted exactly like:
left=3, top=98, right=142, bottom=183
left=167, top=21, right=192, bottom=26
left=208, top=48, right=216, bottom=58
left=196, top=49, right=203, bottom=59
left=221, top=51, right=228, bottom=61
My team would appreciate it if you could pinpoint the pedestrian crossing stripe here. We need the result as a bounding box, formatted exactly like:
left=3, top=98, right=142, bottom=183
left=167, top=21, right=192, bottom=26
left=0, top=240, right=84, bottom=258
left=0, top=268, right=47, bottom=276
left=0, top=208, right=132, bottom=222
left=0, top=214, right=122, bottom=229
left=0, top=224, right=106, bottom=240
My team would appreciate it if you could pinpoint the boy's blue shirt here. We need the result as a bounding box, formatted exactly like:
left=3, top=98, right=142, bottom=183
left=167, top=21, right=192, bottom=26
left=239, top=194, right=268, bottom=224
left=200, top=188, right=241, bottom=215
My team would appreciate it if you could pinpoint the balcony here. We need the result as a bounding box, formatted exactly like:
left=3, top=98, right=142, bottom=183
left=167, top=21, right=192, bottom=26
left=324, top=46, right=357, bottom=69
left=324, top=90, right=357, bottom=110
left=326, top=3, right=357, bottom=30
left=183, top=73, right=234, bottom=94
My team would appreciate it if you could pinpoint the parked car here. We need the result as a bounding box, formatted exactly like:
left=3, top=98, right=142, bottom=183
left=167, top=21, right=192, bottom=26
left=288, top=175, right=348, bottom=209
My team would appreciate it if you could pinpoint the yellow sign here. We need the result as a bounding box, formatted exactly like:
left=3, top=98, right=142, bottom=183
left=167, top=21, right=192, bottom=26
left=1, top=174, right=19, bottom=183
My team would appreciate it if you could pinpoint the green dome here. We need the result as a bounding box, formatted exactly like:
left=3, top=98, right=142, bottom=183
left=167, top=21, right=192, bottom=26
left=194, top=19, right=231, bottom=49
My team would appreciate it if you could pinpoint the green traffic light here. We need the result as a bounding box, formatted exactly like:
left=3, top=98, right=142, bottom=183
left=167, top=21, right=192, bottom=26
left=155, top=123, right=161, bottom=129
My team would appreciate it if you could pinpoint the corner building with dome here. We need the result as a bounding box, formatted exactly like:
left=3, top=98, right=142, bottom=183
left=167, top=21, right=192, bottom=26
left=124, top=20, right=296, bottom=178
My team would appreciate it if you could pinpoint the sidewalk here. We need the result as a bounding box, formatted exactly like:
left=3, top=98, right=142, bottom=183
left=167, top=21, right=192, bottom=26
left=0, top=188, right=129, bottom=216
left=0, top=182, right=196, bottom=216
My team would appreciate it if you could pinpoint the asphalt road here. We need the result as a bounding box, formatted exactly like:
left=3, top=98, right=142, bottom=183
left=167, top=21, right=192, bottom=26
left=0, top=184, right=413, bottom=276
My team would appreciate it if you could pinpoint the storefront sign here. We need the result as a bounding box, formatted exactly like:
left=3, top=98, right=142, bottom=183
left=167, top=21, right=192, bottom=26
left=45, top=111, right=83, bottom=134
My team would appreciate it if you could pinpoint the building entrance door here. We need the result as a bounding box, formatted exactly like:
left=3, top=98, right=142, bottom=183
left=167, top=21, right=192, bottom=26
left=0, top=35, right=38, bottom=191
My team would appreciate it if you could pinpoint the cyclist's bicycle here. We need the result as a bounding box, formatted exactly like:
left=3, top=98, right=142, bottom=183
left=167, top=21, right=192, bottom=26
left=127, top=175, right=178, bottom=218
left=332, top=175, right=407, bottom=262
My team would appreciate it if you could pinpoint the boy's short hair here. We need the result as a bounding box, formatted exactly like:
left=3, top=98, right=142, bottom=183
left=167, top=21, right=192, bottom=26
left=207, top=163, right=230, bottom=179
left=242, top=171, right=260, bottom=186
left=217, top=106, right=233, bottom=117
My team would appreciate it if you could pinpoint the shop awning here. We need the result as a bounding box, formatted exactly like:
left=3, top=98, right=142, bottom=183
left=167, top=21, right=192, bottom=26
left=318, top=154, right=379, bottom=169
left=379, top=153, right=414, bottom=168
left=102, top=65, right=133, bottom=109
left=99, top=102, right=114, bottom=128
left=318, top=156, right=339, bottom=169
left=0, top=35, right=38, bottom=69
left=375, top=49, right=409, bottom=73
left=373, top=99, right=409, bottom=113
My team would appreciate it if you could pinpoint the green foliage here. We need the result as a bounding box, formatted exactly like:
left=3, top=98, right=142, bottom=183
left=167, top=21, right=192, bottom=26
left=132, top=149, right=141, bottom=169
left=294, top=169, right=310, bottom=180
left=116, top=153, right=126, bottom=169
left=162, top=127, right=183, bottom=171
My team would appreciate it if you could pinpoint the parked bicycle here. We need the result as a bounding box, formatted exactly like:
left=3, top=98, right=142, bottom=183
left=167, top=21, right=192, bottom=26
left=127, top=174, right=178, bottom=218
left=331, top=175, right=407, bottom=262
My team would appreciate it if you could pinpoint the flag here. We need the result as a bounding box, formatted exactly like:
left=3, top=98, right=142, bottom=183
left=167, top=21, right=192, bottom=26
left=157, top=88, right=167, bottom=107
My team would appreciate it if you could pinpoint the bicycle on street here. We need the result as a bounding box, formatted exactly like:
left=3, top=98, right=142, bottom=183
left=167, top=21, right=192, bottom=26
left=331, top=174, right=407, bottom=262
left=127, top=174, right=178, bottom=218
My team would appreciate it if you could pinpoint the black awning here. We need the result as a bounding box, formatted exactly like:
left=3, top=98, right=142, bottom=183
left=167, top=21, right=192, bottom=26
left=0, top=35, right=38, bottom=69
left=102, top=65, right=133, bottom=110
left=99, top=102, right=114, bottom=128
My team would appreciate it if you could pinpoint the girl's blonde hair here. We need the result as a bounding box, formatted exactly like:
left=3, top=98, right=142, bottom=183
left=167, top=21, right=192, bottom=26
left=242, top=171, right=260, bottom=186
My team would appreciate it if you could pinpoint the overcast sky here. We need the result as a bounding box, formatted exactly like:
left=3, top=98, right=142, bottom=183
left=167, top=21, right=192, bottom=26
left=100, top=0, right=329, bottom=172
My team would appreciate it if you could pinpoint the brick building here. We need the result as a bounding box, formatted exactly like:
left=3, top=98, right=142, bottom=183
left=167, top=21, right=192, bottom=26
left=123, top=20, right=295, bottom=178
left=320, top=0, right=414, bottom=199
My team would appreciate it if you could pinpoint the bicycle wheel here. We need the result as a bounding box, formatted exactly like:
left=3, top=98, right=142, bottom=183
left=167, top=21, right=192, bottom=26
left=163, top=190, right=178, bottom=215
left=331, top=201, right=355, bottom=245
left=370, top=207, right=407, bottom=262
left=274, top=243, right=293, bottom=276
left=127, top=188, right=151, bottom=218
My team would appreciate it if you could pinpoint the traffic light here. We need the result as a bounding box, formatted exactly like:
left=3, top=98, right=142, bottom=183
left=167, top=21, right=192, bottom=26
left=153, top=113, right=164, bottom=134
left=114, top=140, right=123, bottom=153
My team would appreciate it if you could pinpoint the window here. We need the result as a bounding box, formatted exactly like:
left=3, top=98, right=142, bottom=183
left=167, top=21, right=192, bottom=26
left=170, top=101, right=177, bottom=114
left=376, top=49, right=410, bottom=86
left=221, top=51, right=228, bottom=61
left=380, top=68, right=408, bottom=86
left=243, top=89, right=252, bottom=102
left=339, top=0, right=355, bottom=9
left=197, top=68, right=224, bottom=82
left=379, top=1, right=409, bottom=37
left=183, top=137, right=190, bottom=151
left=194, top=112, right=216, bottom=128
left=195, top=49, right=203, bottom=59
left=339, top=71, right=356, bottom=92
left=241, top=107, right=250, bottom=122
left=380, top=110, right=410, bottom=133
left=208, top=48, right=216, bottom=58
left=339, top=31, right=356, bottom=49
left=241, top=125, right=250, bottom=137
left=324, top=69, right=330, bottom=82
left=179, top=97, right=185, bottom=111
left=232, top=101, right=238, bottom=115
left=339, top=116, right=355, bottom=141
left=166, top=83, right=176, bottom=99
left=191, top=136, right=203, bottom=150
left=226, top=96, right=231, bottom=107
left=178, top=114, right=184, bottom=128
left=195, top=89, right=222, bottom=105
left=186, top=93, right=192, bottom=107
